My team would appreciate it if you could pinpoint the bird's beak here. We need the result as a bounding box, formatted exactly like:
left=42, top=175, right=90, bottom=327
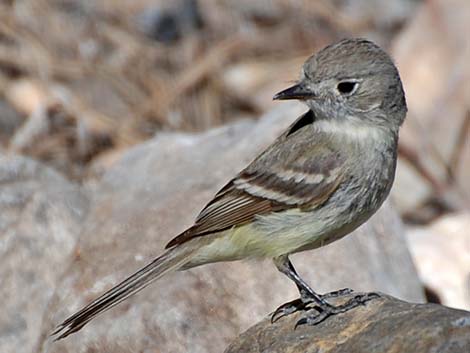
left=273, top=83, right=316, bottom=100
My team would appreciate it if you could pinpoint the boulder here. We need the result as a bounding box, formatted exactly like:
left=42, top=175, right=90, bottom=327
left=0, top=156, right=88, bottom=353
left=225, top=293, right=470, bottom=353
left=406, top=212, right=470, bottom=310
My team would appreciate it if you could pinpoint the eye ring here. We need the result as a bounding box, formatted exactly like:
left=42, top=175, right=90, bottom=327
left=337, top=81, right=358, bottom=95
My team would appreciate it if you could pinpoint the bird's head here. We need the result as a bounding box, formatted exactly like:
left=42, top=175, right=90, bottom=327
left=274, top=38, right=407, bottom=130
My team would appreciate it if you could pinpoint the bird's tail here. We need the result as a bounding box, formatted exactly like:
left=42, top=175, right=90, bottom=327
left=52, top=243, right=198, bottom=340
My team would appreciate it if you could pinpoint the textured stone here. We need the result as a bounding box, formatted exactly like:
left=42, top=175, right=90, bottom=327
left=407, top=212, right=470, bottom=310
left=225, top=294, right=470, bottom=353
left=0, top=156, right=88, bottom=353
left=0, top=99, right=24, bottom=144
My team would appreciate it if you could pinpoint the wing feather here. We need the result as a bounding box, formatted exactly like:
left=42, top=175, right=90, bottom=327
left=165, top=113, right=345, bottom=249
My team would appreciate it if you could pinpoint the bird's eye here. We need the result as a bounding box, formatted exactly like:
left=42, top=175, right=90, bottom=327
left=337, top=81, right=358, bottom=95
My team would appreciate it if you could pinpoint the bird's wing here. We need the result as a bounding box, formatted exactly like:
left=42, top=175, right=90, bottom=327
left=166, top=112, right=345, bottom=248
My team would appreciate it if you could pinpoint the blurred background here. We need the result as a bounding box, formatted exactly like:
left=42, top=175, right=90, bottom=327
left=0, top=0, right=468, bottom=312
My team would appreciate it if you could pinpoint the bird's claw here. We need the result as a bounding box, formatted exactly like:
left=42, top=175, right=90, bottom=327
left=271, top=298, right=306, bottom=323
left=294, top=292, right=380, bottom=328
left=271, top=288, right=355, bottom=323
left=319, top=287, right=354, bottom=299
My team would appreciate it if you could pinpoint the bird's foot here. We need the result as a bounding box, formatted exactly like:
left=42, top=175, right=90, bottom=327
left=294, top=292, right=380, bottom=328
left=319, top=287, right=354, bottom=299
left=271, top=288, right=353, bottom=323
left=271, top=298, right=305, bottom=323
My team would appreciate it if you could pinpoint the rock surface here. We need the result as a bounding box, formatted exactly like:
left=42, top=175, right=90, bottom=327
left=406, top=212, right=470, bottom=310
left=36, top=104, right=423, bottom=353
left=0, top=156, right=88, bottom=353
left=225, top=293, right=470, bottom=353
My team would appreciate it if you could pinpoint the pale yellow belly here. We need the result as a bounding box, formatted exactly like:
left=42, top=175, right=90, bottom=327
left=183, top=208, right=353, bottom=269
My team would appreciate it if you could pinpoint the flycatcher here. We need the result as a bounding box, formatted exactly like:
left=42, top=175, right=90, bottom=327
left=53, top=38, right=407, bottom=339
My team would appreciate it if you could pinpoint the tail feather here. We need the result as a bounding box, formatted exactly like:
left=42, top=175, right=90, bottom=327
left=52, top=245, right=197, bottom=340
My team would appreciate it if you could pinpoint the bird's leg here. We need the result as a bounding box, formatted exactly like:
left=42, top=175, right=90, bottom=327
left=272, top=255, right=332, bottom=322
left=286, top=259, right=353, bottom=300
left=271, top=255, right=378, bottom=325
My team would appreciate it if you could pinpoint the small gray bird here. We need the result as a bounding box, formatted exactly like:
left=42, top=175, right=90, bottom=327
left=53, top=38, right=407, bottom=339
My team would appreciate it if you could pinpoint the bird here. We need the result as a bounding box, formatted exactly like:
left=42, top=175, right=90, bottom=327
left=52, top=38, right=407, bottom=339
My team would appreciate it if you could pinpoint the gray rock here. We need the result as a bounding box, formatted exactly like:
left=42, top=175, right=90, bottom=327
left=136, top=0, right=203, bottom=44
left=225, top=293, right=470, bottom=353
left=40, top=104, right=423, bottom=353
left=406, top=212, right=470, bottom=310
left=0, top=156, right=88, bottom=353
left=0, top=99, right=24, bottom=143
